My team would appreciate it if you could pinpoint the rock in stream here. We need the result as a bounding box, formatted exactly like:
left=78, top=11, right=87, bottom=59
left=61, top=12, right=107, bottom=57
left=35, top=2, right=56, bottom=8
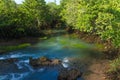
left=58, top=68, right=82, bottom=80
left=29, top=56, right=61, bottom=67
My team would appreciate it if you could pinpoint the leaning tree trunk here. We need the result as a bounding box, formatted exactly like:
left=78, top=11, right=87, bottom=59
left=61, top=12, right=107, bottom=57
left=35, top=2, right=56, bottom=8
left=37, top=17, right=41, bottom=29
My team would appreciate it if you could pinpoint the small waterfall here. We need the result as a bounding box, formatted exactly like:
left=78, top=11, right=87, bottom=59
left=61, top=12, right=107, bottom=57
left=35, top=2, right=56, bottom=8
left=62, top=57, right=69, bottom=68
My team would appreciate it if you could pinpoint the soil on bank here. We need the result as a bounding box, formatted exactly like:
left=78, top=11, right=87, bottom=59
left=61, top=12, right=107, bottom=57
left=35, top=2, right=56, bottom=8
left=0, top=37, right=42, bottom=46
left=74, top=31, right=120, bottom=80
left=84, top=59, right=109, bottom=80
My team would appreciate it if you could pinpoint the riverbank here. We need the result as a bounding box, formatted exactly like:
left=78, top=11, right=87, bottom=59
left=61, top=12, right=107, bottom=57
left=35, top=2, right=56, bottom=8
left=74, top=31, right=120, bottom=80
left=84, top=59, right=109, bottom=80
left=0, top=37, right=43, bottom=54
left=0, top=30, right=65, bottom=54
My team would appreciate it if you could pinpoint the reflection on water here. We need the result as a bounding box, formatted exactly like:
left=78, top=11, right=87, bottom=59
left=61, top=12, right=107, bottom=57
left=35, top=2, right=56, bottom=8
left=0, top=32, right=100, bottom=80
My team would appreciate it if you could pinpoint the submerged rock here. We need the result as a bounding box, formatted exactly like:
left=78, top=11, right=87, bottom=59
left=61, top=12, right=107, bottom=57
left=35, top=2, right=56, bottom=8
left=29, top=56, right=61, bottom=67
left=58, top=68, right=82, bottom=80
left=51, top=59, right=61, bottom=65
left=0, top=58, right=18, bottom=74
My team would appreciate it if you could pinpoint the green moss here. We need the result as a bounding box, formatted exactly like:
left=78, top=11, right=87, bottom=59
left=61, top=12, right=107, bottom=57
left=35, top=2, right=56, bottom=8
left=0, top=43, right=31, bottom=53
left=71, top=44, right=88, bottom=49
left=39, top=36, right=48, bottom=40
left=70, top=34, right=79, bottom=38
left=60, top=40, right=68, bottom=45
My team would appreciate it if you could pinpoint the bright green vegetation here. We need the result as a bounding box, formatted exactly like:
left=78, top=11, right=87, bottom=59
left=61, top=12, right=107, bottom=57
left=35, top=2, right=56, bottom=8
left=60, top=0, right=120, bottom=47
left=59, top=39, right=92, bottom=49
left=0, top=43, right=31, bottom=53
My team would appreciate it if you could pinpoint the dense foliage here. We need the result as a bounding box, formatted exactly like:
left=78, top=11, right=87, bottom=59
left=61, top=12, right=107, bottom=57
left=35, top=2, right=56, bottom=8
left=0, top=0, right=120, bottom=46
left=0, top=0, right=120, bottom=79
left=60, top=0, right=120, bottom=47
left=0, top=0, right=61, bottom=39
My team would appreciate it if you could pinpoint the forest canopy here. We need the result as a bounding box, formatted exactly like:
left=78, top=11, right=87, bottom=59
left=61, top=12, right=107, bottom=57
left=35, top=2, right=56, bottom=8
left=0, top=0, right=61, bottom=38
left=60, top=0, right=120, bottom=47
left=0, top=0, right=120, bottom=47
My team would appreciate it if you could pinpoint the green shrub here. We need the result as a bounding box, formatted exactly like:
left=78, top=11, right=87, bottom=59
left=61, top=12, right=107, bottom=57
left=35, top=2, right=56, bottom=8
left=0, top=43, right=31, bottom=53
left=109, top=57, right=120, bottom=72
left=60, top=0, right=120, bottom=47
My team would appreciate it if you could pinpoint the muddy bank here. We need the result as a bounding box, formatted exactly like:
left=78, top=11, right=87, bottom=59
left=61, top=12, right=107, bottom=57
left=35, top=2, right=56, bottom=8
left=0, top=30, right=66, bottom=54
left=83, top=59, right=109, bottom=80
left=0, top=37, right=41, bottom=46
left=75, top=31, right=120, bottom=60
left=73, top=30, right=120, bottom=80
left=0, top=37, right=42, bottom=54
left=106, top=70, right=120, bottom=80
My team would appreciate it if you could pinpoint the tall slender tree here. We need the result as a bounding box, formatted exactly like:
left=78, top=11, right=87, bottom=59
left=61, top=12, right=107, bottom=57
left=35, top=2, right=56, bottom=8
left=22, top=0, right=47, bottom=28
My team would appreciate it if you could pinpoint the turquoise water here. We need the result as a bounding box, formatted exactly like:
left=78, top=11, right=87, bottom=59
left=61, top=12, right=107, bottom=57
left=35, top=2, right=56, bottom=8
left=0, top=33, right=99, bottom=80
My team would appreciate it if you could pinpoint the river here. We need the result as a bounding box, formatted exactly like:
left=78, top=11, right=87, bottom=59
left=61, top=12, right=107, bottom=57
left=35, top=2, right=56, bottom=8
left=0, top=30, right=101, bottom=80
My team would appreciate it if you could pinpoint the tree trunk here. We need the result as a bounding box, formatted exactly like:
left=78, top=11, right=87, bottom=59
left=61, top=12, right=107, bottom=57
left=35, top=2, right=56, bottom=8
left=37, top=17, right=40, bottom=29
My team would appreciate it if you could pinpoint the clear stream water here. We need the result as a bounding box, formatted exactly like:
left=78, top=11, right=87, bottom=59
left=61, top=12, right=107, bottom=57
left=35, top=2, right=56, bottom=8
left=0, top=31, right=101, bottom=80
